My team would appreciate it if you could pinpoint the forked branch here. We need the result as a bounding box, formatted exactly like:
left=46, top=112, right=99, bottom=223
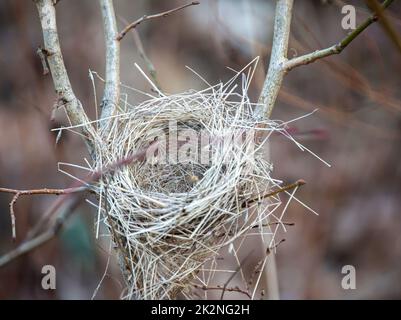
left=0, top=187, right=84, bottom=240
left=0, top=149, right=147, bottom=269
left=284, top=0, right=396, bottom=72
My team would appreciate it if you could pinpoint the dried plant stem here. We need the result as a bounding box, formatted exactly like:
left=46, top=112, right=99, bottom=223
left=116, top=1, right=200, bottom=41
left=247, top=179, right=305, bottom=205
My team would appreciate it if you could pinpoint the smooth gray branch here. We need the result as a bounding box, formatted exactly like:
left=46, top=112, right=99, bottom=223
left=99, top=0, right=120, bottom=127
left=34, top=0, right=90, bottom=133
left=254, top=0, right=294, bottom=301
left=256, top=0, right=294, bottom=121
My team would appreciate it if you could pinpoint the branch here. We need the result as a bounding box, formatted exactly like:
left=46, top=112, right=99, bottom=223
left=0, top=187, right=84, bottom=240
left=132, top=29, right=162, bottom=91
left=0, top=148, right=148, bottom=268
left=0, top=193, right=83, bottom=268
left=245, top=179, right=305, bottom=206
left=99, top=0, right=120, bottom=126
left=284, top=0, right=396, bottom=71
left=256, top=0, right=294, bottom=121
left=365, top=0, right=401, bottom=54
left=118, top=16, right=162, bottom=91
left=253, top=0, right=294, bottom=301
left=34, top=0, right=91, bottom=134
left=116, top=1, right=200, bottom=41
left=193, top=284, right=252, bottom=299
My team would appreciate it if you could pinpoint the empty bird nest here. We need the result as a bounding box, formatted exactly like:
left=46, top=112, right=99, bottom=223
left=63, top=62, right=320, bottom=300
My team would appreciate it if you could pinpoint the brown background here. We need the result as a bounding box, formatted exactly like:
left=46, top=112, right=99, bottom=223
left=0, top=0, right=400, bottom=299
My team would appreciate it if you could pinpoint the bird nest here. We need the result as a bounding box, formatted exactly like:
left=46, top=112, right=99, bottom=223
left=75, top=65, right=308, bottom=300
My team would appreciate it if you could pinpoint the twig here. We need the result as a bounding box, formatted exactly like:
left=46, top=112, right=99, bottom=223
left=118, top=16, right=162, bottom=91
left=0, top=193, right=84, bottom=269
left=0, top=186, right=84, bottom=240
left=249, top=239, right=285, bottom=300
left=0, top=148, right=148, bottom=268
left=132, top=29, right=162, bottom=91
left=219, top=251, right=253, bottom=300
left=36, top=47, right=49, bottom=75
left=99, top=0, right=120, bottom=126
left=284, top=0, right=396, bottom=71
left=194, top=284, right=252, bottom=299
left=365, top=0, right=401, bottom=54
left=116, top=1, right=200, bottom=41
left=251, top=221, right=295, bottom=229
left=34, top=0, right=91, bottom=136
left=245, top=179, right=306, bottom=206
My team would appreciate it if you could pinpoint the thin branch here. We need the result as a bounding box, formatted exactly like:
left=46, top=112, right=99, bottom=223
left=365, top=0, right=401, bottom=54
left=254, top=0, right=294, bottom=301
left=194, top=284, right=252, bottom=299
left=0, top=187, right=85, bottom=240
left=256, top=0, right=294, bottom=121
left=0, top=193, right=83, bottom=268
left=0, top=148, right=147, bottom=269
left=251, top=221, right=295, bottom=229
left=116, top=1, right=200, bottom=41
left=245, top=179, right=305, bottom=206
left=34, top=0, right=91, bottom=135
left=0, top=187, right=85, bottom=196
left=118, top=16, right=162, bottom=91
left=219, top=251, right=253, bottom=300
left=284, top=0, right=396, bottom=71
left=99, top=0, right=120, bottom=126
left=132, top=29, right=162, bottom=91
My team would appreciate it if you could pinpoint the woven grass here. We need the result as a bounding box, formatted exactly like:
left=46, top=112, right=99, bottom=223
left=58, top=62, right=324, bottom=299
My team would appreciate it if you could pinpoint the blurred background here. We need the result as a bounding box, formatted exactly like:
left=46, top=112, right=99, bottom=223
left=0, top=0, right=400, bottom=299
